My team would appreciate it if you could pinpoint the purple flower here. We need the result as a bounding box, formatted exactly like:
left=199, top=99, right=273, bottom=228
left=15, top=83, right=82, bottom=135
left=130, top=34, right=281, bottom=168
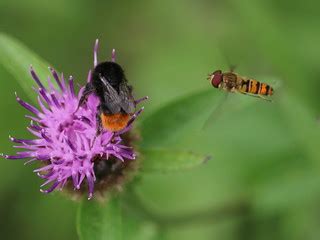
left=1, top=40, right=147, bottom=199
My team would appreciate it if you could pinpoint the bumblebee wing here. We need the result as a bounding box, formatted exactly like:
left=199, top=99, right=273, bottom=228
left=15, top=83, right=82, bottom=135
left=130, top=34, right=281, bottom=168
left=119, top=82, right=135, bottom=114
left=101, top=76, right=122, bottom=113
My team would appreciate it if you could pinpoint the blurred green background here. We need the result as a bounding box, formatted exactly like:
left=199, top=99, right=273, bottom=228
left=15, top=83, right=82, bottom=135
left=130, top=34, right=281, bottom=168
left=1, top=0, right=320, bottom=239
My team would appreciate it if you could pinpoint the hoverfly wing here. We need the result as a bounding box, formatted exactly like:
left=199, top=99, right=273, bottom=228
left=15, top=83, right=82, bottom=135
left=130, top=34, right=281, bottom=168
left=202, top=92, right=229, bottom=130
left=100, top=76, right=122, bottom=113
left=119, top=81, right=135, bottom=114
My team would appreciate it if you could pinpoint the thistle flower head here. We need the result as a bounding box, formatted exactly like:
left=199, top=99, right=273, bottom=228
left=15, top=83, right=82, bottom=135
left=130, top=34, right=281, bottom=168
left=2, top=40, right=147, bottom=199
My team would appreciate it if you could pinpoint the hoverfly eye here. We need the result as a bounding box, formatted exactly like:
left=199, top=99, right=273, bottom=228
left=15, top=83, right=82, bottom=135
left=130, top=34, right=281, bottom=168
left=211, top=73, right=222, bottom=88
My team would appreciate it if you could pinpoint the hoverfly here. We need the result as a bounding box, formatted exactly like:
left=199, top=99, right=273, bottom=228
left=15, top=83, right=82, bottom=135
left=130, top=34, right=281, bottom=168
left=208, top=69, right=274, bottom=101
left=203, top=69, right=274, bottom=128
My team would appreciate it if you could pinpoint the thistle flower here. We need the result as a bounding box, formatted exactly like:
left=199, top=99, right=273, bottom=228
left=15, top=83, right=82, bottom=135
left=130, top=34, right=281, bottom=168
left=1, top=40, right=147, bottom=199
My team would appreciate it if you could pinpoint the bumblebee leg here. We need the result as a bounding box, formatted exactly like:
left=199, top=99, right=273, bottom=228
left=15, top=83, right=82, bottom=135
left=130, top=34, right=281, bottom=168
left=90, top=107, right=103, bottom=148
left=75, top=82, right=95, bottom=112
left=96, top=106, right=103, bottom=136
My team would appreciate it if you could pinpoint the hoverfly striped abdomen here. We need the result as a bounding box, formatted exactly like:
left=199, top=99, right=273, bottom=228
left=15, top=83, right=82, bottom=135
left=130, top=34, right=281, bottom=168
left=241, top=79, right=273, bottom=96
left=258, top=82, right=273, bottom=96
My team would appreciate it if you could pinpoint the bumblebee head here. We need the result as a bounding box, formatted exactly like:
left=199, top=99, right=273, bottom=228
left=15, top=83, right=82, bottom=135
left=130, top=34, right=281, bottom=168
left=94, top=61, right=125, bottom=88
left=207, top=70, right=222, bottom=88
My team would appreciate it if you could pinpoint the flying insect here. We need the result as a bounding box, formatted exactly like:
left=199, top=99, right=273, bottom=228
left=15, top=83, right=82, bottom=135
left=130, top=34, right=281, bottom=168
left=208, top=69, right=274, bottom=100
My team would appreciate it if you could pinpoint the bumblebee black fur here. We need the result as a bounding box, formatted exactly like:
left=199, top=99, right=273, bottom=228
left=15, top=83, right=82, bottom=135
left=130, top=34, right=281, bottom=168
left=77, top=61, right=135, bottom=134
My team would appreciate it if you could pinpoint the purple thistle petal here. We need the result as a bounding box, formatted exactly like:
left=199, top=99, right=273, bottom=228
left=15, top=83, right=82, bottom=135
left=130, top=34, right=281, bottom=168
left=4, top=152, right=32, bottom=159
left=40, top=181, right=60, bottom=194
left=13, top=145, right=37, bottom=150
left=117, top=107, right=145, bottom=135
left=72, top=171, right=79, bottom=189
left=77, top=173, right=86, bottom=189
left=27, top=127, right=41, bottom=137
left=101, top=132, right=114, bottom=145
left=34, top=164, right=53, bottom=173
left=50, top=93, right=61, bottom=108
left=61, top=73, right=67, bottom=93
left=77, top=87, right=85, bottom=101
left=59, top=179, right=68, bottom=191
left=66, top=138, right=76, bottom=151
left=47, top=76, right=58, bottom=94
left=24, top=158, right=37, bottom=165
left=38, top=88, right=53, bottom=106
left=135, top=96, right=149, bottom=105
left=15, top=93, right=40, bottom=116
left=69, top=76, right=75, bottom=97
left=111, top=49, right=116, bottom=62
left=49, top=67, right=64, bottom=91
left=40, top=130, right=52, bottom=143
left=25, top=115, right=41, bottom=123
left=35, top=153, right=51, bottom=160
left=37, top=96, right=51, bottom=114
left=77, top=116, right=91, bottom=125
left=29, top=121, right=42, bottom=131
left=87, top=70, right=92, bottom=83
left=86, top=171, right=95, bottom=200
left=94, top=39, right=99, bottom=67
left=40, top=176, right=57, bottom=188
left=112, top=153, right=125, bottom=162
left=37, top=171, right=54, bottom=179
left=30, top=66, right=46, bottom=90
left=9, top=136, right=37, bottom=144
left=39, top=173, right=50, bottom=180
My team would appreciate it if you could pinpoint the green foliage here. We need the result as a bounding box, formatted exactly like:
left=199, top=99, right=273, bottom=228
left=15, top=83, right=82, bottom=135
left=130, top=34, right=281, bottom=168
left=141, top=148, right=210, bottom=172
left=1, top=0, right=320, bottom=240
left=140, top=90, right=219, bottom=148
left=0, top=33, right=55, bottom=101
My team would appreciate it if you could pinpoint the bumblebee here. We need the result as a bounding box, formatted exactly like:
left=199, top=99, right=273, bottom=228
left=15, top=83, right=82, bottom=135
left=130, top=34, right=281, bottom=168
left=208, top=70, right=274, bottom=100
left=78, top=61, right=135, bottom=134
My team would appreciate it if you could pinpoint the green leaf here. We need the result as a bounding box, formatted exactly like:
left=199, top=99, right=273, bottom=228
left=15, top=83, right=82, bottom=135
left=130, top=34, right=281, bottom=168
left=141, top=148, right=210, bottom=172
left=0, top=33, right=52, bottom=101
left=277, top=91, right=320, bottom=164
left=77, top=197, right=122, bottom=240
left=122, top=215, right=158, bottom=240
left=140, top=89, right=220, bottom=148
left=140, top=89, right=257, bottom=149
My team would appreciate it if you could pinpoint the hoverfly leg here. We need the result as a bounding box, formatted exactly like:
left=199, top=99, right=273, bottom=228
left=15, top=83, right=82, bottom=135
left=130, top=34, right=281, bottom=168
left=75, top=82, right=95, bottom=113
left=259, top=96, right=272, bottom=102
left=238, top=91, right=272, bottom=102
left=229, top=64, right=237, bottom=73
